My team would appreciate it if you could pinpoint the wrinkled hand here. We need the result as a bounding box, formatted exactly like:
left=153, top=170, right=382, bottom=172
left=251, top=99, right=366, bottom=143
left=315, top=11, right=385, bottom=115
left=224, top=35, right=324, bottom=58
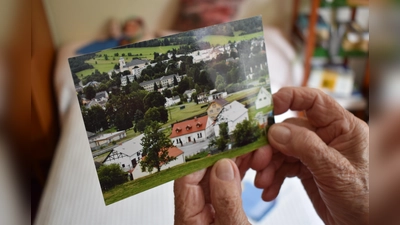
left=174, top=159, right=250, bottom=225
left=239, top=87, right=369, bottom=225
left=370, top=108, right=400, bottom=225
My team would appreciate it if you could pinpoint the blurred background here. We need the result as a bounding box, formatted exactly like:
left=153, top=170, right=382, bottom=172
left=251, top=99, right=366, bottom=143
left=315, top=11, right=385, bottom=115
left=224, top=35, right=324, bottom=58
left=6, top=0, right=396, bottom=224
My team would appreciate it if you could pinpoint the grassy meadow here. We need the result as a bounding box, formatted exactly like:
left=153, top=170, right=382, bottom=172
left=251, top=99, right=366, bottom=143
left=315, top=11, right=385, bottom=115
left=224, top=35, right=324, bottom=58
left=200, top=31, right=264, bottom=46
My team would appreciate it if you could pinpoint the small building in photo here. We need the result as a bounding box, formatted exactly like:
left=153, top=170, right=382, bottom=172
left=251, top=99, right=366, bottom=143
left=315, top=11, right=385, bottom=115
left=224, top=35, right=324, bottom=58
left=214, top=101, right=249, bottom=137
left=165, top=95, right=181, bottom=107
left=207, top=98, right=228, bottom=120
left=170, top=115, right=214, bottom=146
left=91, top=130, right=127, bottom=147
left=255, top=86, right=272, bottom=110
left=183, top=89, right=196, bottom=101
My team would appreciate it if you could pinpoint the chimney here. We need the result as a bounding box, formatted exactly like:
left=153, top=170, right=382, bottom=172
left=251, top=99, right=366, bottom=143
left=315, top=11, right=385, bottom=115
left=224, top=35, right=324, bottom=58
left=194, top=117, right=197, bottom=121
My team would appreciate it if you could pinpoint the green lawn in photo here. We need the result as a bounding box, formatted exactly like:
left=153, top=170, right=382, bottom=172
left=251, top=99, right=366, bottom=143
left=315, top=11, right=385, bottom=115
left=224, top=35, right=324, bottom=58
left=164, top=102, right=209, bottom=128
left=102, top=137, right=268, bottom=205
left=248, top=105, right=273, bottom=121
left=200, top=31, right=264, bottom=46
left=94, top=151, right=111, bottom=163
left=225, top=86, right=261, bottom=103
left=98, top=45, right=181, bottom=60
left=81, top=45, right=181, bottom=74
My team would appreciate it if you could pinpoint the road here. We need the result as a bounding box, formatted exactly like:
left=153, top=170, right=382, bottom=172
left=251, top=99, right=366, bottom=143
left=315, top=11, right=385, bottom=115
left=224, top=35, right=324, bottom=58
left=178, top=139, right=212, bottom=157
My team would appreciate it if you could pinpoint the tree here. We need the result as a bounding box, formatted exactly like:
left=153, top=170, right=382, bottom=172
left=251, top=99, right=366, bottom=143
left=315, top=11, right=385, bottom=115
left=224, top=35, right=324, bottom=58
left=82, top=105, right=108, bottom=132
left=153, top=82, right=159, bottom=91
left=140, top=122, right=176, bottom=173
left=259, top=77, right=266, bottom=83
left=97, top=164, right=127, bottom=191
left=144, top=106, right=168, bottom=123
left=104, top=54, right=109, bottom=60
left=215, top=74, right=226, bottom=92
left=233, top=120, right=260, bottom=147
left=72, top=73, right=81, bottom=85
left=143, top=92, right=166, bottom=110
left=84, top=85, right=96, bottom=99
left=219, top=122, right=229, bottom=140
left=177, top=77, right=190, bottom=94
left=191, top=92, right=198, bottom=104
left=162, top=89, right=172, bottom=98
left=211, top=122, right=229, bottom=151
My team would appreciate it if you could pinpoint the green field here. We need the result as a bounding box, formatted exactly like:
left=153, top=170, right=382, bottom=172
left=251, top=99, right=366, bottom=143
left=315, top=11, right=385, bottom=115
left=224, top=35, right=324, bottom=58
left=82, top=45, right=181, bottom=74
left=248, top=105, right=273, bottom=121
left=200, top=31, right=264, bottom=46
left=94, top=151, right=111, bottom=163
left=103, top=137, right=268, bottom=205
left=164, top=102, right=209, bottom=128
left=225, top=86, right=261, bottom=103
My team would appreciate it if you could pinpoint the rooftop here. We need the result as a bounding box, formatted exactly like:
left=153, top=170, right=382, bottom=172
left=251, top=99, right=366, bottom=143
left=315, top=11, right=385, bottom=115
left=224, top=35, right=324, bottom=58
left=125, top=59, right=148, bottom=67
left=170, top=115, right=209, bottom=138
left=217, top=101, right=248, bottom=122
left=113, top=134, right=144, bottom=157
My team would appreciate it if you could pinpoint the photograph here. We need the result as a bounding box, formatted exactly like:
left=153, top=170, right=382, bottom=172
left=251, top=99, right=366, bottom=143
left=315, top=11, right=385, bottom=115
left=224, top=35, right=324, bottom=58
left=68, top=16, right=274, bottom=205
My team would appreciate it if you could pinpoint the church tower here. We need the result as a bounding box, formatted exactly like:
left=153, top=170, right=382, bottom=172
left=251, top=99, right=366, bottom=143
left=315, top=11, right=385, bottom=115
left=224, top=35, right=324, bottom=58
left=119, top=57, right=126, bottom=71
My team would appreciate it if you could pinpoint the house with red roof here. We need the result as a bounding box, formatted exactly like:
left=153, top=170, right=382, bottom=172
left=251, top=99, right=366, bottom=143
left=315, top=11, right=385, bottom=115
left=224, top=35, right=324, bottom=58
left=170, top=115, right=214, bottom=146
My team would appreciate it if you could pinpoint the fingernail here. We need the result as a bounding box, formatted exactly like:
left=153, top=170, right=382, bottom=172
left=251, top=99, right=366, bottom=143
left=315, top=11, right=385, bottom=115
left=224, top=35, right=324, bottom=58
left=216, top=159, right=234, bottom=181
left=270, top=125, right=291, bottom=144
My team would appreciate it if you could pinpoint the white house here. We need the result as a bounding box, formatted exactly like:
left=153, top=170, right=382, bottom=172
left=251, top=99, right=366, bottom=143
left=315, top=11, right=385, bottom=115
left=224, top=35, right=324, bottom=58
left=132, top=146, right=185, bottom=180
left=183, top=89, right=196, bottom=101
left=170, top=115, right=214, bottom=146
left=103, top=134, right=145, bottom=172
left=103, top=134, right=185, bottom=180
left=165, top=96, right=181, bottom=107
left=214, top=101, right=249, bottom=137
left=255, top=87, right=272, bottom=110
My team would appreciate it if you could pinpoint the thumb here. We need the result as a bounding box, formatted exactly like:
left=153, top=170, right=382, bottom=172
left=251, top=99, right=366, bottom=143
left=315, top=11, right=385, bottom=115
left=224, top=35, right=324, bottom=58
left=210, top=159, right=249, bottom=225
left=268, top=123, right=345, bottom=175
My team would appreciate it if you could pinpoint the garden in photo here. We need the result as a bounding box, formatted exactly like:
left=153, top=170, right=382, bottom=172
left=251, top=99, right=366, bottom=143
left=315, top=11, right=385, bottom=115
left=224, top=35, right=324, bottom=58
left=69, top=16, right=274, bottom=205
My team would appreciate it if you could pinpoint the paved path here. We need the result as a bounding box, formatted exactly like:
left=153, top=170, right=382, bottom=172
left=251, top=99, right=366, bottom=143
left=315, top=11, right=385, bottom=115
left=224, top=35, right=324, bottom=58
left=178, top=139, right=211, bottom=157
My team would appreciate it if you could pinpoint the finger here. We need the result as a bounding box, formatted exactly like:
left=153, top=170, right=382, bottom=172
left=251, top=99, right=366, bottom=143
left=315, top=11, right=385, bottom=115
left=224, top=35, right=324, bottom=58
left=261, top=161, right=304, bottom=201
left=283, top=117, right=316, bottom=132
left=268, top=123, right=352, bottom=177
left=235, top=145, right=274, bottom=179
left=210, top=159, right=249, bottom=225
left=254, top=152, right=285, bottom=188
left=273, top=87, right=351, bottom=129
left=174, top=169, right=213, bottom=224
left=249, top=145, right=273, bottom=171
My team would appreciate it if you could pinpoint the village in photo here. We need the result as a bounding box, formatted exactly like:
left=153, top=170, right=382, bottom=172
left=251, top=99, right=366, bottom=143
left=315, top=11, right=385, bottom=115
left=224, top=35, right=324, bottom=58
left=69, top=16, right=274, bottom=205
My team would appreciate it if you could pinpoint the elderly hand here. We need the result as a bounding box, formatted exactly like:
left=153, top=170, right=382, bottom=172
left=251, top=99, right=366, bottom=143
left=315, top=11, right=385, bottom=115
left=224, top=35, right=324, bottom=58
left=239, top=87, right=369, bottom=225
left=174, top=159, right=250, bottom=225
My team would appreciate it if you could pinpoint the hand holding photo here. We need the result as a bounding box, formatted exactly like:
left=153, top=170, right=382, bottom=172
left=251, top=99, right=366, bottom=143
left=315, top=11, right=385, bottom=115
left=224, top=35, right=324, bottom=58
left=68, top=16, right=274, bottom=205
